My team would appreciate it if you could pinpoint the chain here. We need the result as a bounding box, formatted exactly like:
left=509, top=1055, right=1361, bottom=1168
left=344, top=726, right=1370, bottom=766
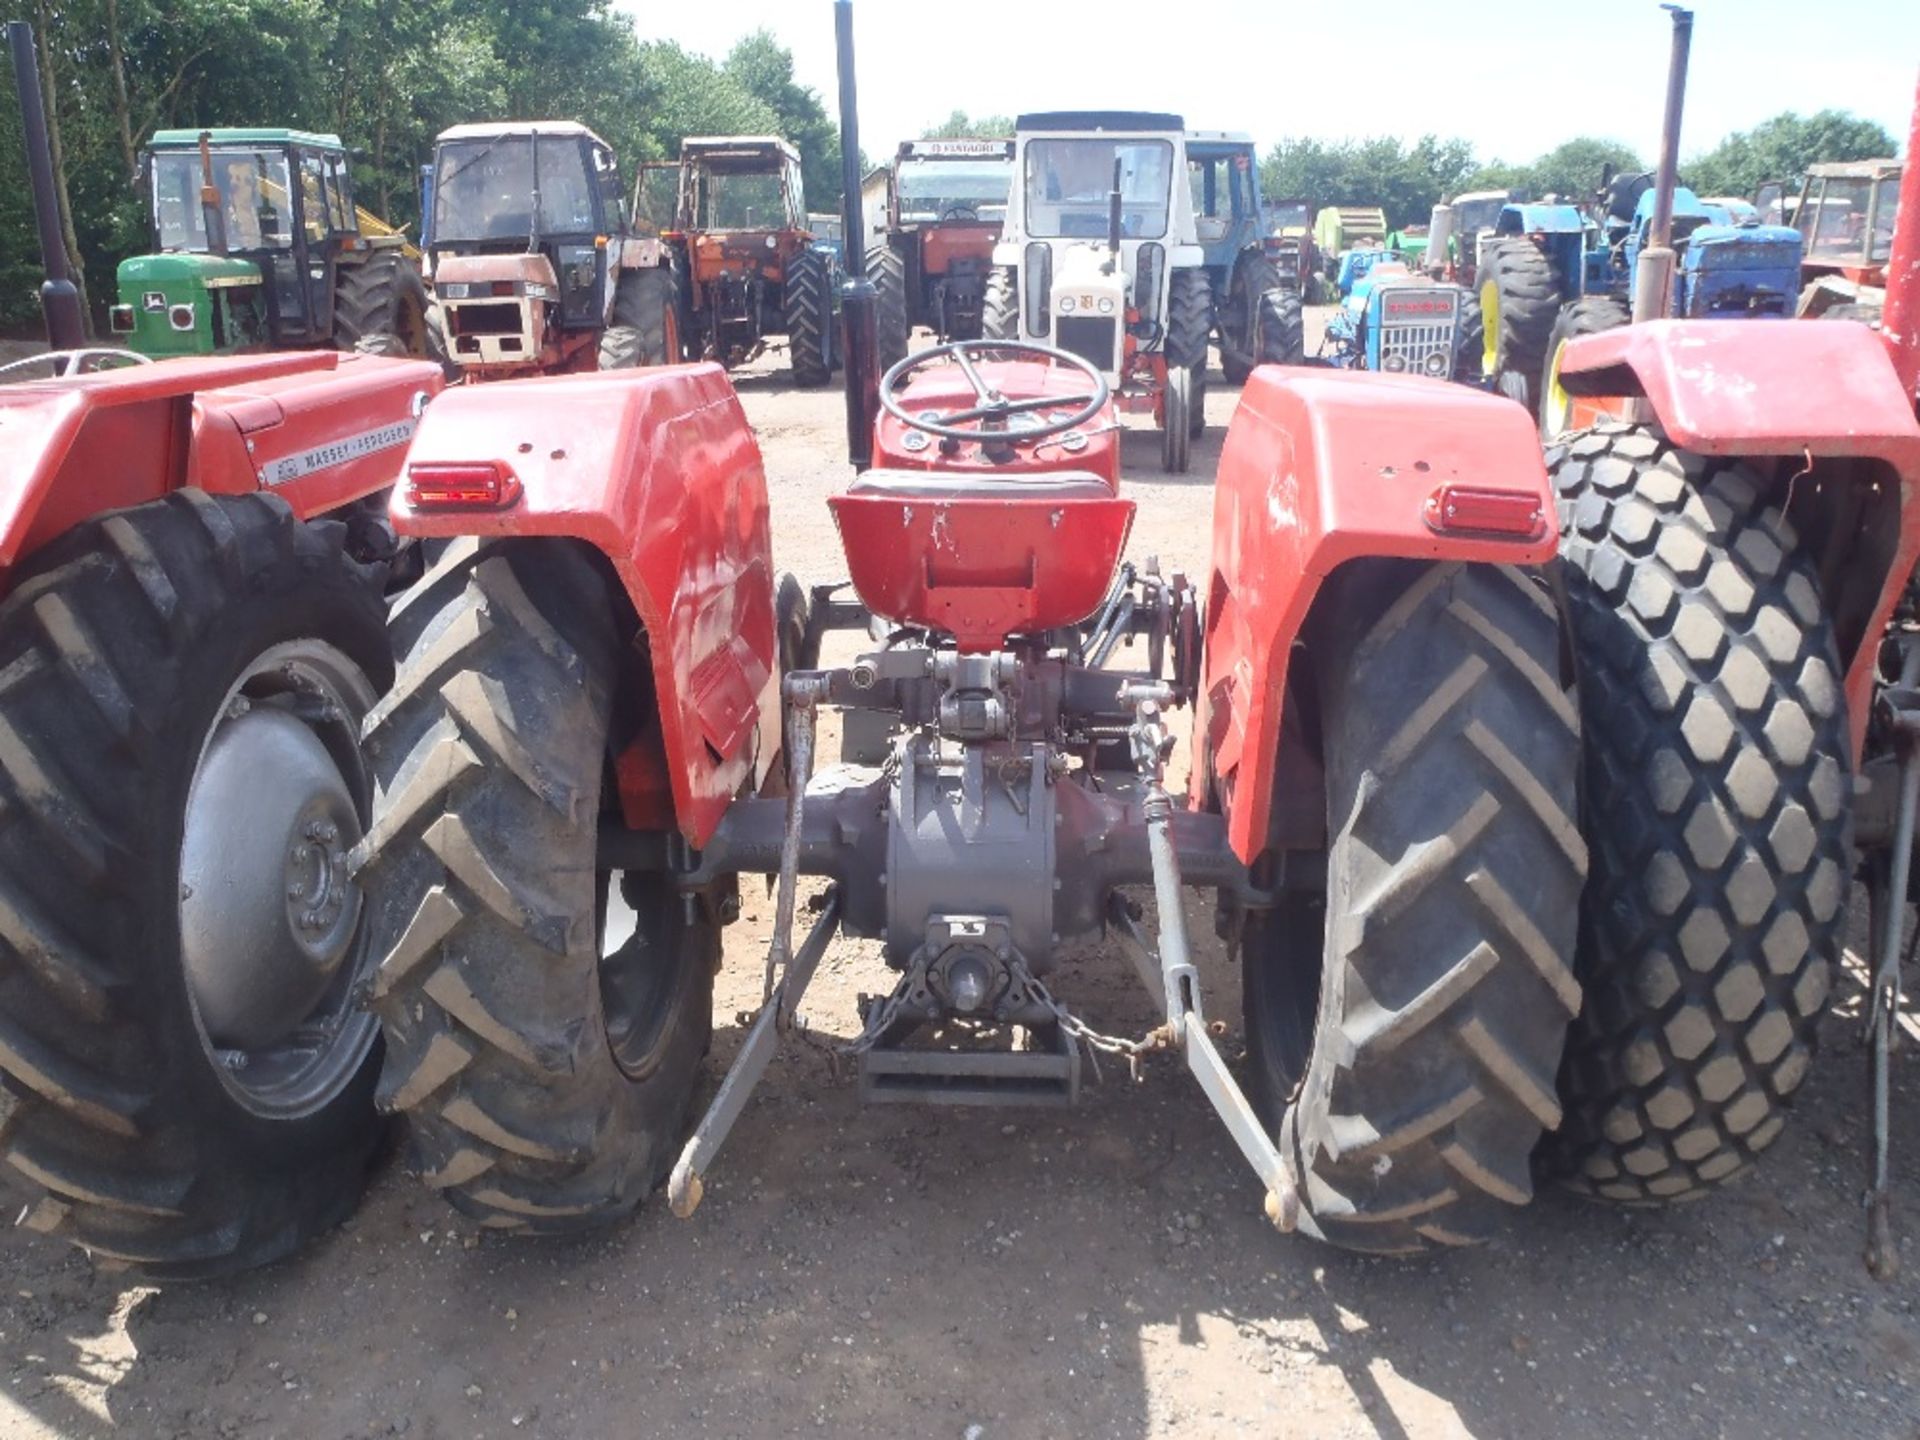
left=1015, top=961, right=1171, bottom=1084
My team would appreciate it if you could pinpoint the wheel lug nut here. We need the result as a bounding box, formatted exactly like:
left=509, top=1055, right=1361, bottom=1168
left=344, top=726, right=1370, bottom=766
left=288, top=881, right=307, bottom=899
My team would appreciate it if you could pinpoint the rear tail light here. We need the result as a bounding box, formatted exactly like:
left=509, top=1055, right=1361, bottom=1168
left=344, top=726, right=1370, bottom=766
left=1425, top=484, right=1545, bottom=539
left=406, top=461, right=520, bottom=509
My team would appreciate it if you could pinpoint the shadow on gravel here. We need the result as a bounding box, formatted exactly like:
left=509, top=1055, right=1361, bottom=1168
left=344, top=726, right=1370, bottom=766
left=3, top=904, right=1916, bottom=1439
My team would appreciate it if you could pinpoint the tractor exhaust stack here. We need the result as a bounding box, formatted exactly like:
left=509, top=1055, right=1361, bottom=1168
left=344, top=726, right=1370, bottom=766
left=834, top=0, right=879, bottom=470
left=1632, top=4, right=1692, bottom=324
left=6, top=21, right=85, bottom=349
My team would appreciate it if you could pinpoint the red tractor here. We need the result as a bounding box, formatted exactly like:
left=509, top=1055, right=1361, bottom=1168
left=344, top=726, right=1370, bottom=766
left=349, top=0, right=1588, bottom=1255
left=0, top=348, right=444, bottom=1278
left=1545, top=68, right=1920, bottom=1273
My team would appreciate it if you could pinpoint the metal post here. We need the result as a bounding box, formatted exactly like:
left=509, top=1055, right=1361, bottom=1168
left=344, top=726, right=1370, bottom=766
left=833, top=0, right=878, bottom=469
left=1880, top=68, right=1920, bottom=411
left=6, top=21, right=85, bottom=349
left=1632, top=5, right=1693, bottom=325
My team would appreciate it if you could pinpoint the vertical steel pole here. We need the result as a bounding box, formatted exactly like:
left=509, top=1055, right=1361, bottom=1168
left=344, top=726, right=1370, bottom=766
left=7, top=21, right=86, bottom=349
left=1632, top=5, right=1693, bottom=324
left=834, top=0, right=878, bottom=469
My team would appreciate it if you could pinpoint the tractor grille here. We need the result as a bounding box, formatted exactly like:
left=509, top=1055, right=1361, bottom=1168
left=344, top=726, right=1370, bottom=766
left=449, top=301, right=524, bottom=337
left=1378, top=288, right=1459, bottom=378
left=1057, top=315, right=1120, bottom=373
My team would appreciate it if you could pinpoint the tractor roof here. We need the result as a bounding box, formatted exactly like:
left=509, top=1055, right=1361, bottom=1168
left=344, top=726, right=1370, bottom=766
left=682, top=136, right=801, bottom=167
left=1805, top=158, right=1901, bottom=180
left=1449, top=189, right=1512, bottom=205
left=149, top=127, right=342, bottom=151
left=436, top=120, right=608, bottom=147
left=1016, top=111, right=1185, bottom=134
left=1185, top=131, right=1255, bottom=152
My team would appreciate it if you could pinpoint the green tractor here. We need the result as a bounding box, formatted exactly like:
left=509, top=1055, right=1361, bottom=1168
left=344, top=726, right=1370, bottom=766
left=109, top=128, right=436, bottom=362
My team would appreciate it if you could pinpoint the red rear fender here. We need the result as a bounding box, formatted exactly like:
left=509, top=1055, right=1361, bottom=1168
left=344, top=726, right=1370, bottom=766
left=391, top=363, right=775, bottom=847
left=1559, top=319, right=1920, bottom=759
left=1195, top=368, right=1557, bottom=863
left=0, top=351, right=437, bottom=581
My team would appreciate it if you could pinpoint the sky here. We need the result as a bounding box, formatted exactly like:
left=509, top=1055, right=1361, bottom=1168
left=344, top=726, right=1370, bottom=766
left=615, top=0, right=1918, bottom=167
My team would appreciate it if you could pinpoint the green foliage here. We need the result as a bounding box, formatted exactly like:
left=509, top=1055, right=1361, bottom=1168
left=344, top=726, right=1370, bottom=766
left=1684, top=110, right=1897, bottom=199
left=0, top=3, right=843, bottom=330
left=1474, top=137, right=1645, bottom=202
left=924, top=110, right=1015, bottom=141
left=1259, top=135, right=1477, bottom=229
left=724, top=31, right=838, bottom=215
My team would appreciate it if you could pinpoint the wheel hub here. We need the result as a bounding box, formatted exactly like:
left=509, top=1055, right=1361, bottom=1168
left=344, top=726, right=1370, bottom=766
left=182, top=705, right=363, bottom=1050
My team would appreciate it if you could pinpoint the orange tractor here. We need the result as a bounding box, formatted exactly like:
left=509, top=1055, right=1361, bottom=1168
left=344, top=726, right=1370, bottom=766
left=866, top=138, right=1016, bottom=370
left=634, top=136, right=837, bottom=386
left=348, top=0, right=1590, bottom=1256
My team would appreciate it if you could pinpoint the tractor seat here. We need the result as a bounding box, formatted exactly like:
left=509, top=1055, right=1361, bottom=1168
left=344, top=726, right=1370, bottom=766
left=844, top=468, right=1113, bottom=501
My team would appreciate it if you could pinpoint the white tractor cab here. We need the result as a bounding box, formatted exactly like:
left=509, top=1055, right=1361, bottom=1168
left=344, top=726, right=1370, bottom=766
left=987, top=112, right=1212, bottom=473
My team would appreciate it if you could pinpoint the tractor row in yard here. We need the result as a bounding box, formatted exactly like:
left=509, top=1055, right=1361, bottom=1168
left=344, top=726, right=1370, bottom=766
left=1, top=4, right=1917, bottom=1288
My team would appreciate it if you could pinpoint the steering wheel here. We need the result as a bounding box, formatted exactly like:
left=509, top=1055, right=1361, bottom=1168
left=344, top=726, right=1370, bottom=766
left=878, top=339, right=1109, bottom=445
left=940, top=203, right=980, bottom=222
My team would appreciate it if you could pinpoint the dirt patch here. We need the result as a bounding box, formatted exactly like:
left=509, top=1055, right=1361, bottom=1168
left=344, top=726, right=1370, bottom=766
left=0, top=323, right=1916, bottom=1440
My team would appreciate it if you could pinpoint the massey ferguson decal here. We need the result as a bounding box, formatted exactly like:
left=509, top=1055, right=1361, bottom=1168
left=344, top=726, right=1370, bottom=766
left=261, top=418, right=417, bottom=486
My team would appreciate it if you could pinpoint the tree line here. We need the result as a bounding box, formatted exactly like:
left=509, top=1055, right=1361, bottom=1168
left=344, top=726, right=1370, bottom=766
left=0, top=6, right=1900, bottom=335
left=0, top=0, right=839, bottom=329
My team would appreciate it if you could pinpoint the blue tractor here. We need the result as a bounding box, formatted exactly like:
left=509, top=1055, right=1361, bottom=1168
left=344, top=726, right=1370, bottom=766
left=1317, top=260, right=1473, bottom=383
left=1186, top=132, right=1307, bottom=381
left=1475, top=171, right=1802, bottom=425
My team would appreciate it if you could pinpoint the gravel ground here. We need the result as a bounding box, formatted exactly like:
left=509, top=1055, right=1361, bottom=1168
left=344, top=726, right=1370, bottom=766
left=1, top=319, right=1917, bottom=1439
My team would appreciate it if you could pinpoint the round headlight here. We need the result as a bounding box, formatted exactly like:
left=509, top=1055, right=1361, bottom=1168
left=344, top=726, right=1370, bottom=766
left=1097, top=297, right=1115, bottom=315
left=1382, top=353, right=1407, bottom=372
left=1425, top=351, right=1450, bottom=376
left=765, top=235, right=777, bottom=250
left=1060, top=295, right=1077, bottom=314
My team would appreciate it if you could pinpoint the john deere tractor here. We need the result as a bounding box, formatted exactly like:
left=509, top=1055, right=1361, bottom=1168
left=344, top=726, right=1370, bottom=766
left=110, top=129, right=434, bottom=362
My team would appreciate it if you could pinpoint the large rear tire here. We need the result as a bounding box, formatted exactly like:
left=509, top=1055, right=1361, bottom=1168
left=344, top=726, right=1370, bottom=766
left=599, top=267, right=682, bottom=370
left=1257, top=288, right=1306, bottom=366
left=1538, top=297, right=1630, bottom=439
left=1477, top=239, right=1563, bottom=411
left=869, top=243, right=911, bottom=374
left=334, top=250, right=437, bottom=364
left=1242, top=561, right=1585, bottom=1253
left=1220, top=254, right=1277, bottom=383
left=357, top=541, right=718, bottom=1231
left=783, top=249, right=834, bottom=388
left=0, top=493, right=391, bottom=1278
left=1544, top=424, right=1850, bottom=1203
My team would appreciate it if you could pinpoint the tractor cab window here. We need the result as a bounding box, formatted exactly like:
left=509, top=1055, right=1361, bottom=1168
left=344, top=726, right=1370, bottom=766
left=590, top=143, right=622, bottom=233
left=299, top=152, right=330, bottom=244
left=1452, top=195, right=1505, bottom=237
left=895, top=158, right=1012, bottom=223
left=1870, top=175, right=1899, bottom=262
left=152, top=148, right=295, bottom=253
left=1803, top=176, right=1874, bottom=262
left=1270, top=199, right=1311, bottom=231
left=325, top=153, right=354, bottom=232
left=692, top=165, right=785, bottom=231
left=632, top=163, right=681, bottom=234
left=433, top=135, right=599, bottom=243
left=1025, top=139, right=1172, bottom=240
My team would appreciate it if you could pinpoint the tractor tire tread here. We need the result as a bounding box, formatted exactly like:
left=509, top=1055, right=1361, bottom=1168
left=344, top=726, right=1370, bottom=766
left=784, top=249, right=834, bottom=388
left=0, top=492, right=389, bottom=1279
left=1543, top=422, right=1850, bottom=1203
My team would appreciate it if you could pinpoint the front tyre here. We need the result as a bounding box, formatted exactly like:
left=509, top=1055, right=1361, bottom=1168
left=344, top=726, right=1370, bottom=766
left=357, top=542, right=717, bottom=1232
left=1545, top=424, right=1850, bottom=1203
left=982, top=266, right=1018, bottom=340
left=1160, top=364, right=1192, bottom=474
left=783, top=249, right=834, bottom=388
left=0, top=493, right=390, bottom=1278
left=1242, top=562, right=1585, bottom=1253
left=600, top=267, right=683, bottom=370
left=1538, top=297, right=1629, bottom=439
